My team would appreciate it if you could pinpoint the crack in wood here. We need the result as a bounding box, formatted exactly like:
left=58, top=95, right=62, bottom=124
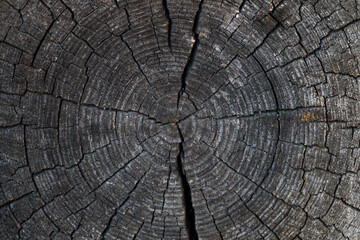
left=162, top=0, right=173, bottom=53
left=176, top=124, right=198, bottom=240
left=177, top=0, right=204, bottom=109
left=1, top=0, right=360, bottom=239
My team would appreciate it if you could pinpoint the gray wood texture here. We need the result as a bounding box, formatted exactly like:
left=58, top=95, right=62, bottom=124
left=1, top=0, right=360, bottom=239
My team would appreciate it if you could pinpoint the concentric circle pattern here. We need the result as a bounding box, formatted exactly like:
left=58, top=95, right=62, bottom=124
left=1, top=0, right=360, bottom=239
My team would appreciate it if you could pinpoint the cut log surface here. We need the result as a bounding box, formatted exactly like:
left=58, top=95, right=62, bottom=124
left=1, top=0, right=360, bottom=239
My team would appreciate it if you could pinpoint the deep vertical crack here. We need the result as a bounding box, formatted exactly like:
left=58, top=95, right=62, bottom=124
left=177, top=0, right=204, bottom=108
left=176, top=124, right=198, bottom=240
left=162, top=0, right=173, bottom=53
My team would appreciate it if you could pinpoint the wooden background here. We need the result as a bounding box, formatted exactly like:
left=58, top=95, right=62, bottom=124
left=1, top=0, right=360, bottom=239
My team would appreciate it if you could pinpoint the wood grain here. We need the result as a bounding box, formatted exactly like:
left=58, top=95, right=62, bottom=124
left=1, top=0, right=360, bottom=239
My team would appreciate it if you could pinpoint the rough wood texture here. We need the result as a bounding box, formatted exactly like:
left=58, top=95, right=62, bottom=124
left=1, top=0, right=360, bottom=239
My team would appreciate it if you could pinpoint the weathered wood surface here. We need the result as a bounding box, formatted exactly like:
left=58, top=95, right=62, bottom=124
left=1, top=0, right=360, bottom=239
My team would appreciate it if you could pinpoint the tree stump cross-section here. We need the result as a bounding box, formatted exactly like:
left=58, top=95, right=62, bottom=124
left=1, top=0, right=360, bottom=239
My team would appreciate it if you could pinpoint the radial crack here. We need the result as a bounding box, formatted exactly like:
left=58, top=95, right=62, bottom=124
left=162, top=0, right=172, bottom=53
left=176, top=124, right=198, bottom=240
left=201, top=190, right=224, bottom=240
left=31, top=15, right=58, bottom=66
left=177, top=0, right=204, bottom=108
left=234, top=190, right=281, bottom=240
left=114, top=2, right=153, bottom=87
left=99, top=166, right=150, bottom=239
left=132, top=221, right=144, bottom=240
